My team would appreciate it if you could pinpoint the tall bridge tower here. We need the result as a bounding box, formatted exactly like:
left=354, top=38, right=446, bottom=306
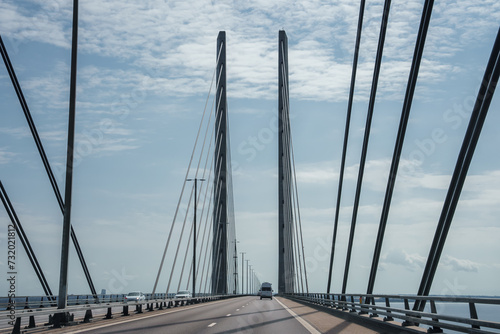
left=278, top=30, right=295, bottom=294
left=212, top=31, right=228, bottom=295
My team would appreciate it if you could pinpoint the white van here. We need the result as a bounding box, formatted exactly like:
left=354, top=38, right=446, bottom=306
left=260, top=282, right=273, bottom=300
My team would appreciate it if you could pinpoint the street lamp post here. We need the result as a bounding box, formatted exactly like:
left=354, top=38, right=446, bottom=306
left=251, top=269, right=254, bottom=294
left=233, top=240, right=239, bottom=294
left=187, top=178, right=205, bottom=298
left=246, top=261, right=250, bottom=294
left=248, top=264, right=252, bottom=295
left=240, top=252, right=245, bottom=294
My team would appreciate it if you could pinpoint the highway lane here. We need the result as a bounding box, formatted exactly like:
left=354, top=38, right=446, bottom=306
left=67, top=296, right=316, bottom=334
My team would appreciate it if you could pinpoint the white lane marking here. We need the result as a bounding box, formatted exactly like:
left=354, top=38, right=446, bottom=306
left=64, top=299, right=231, bottom=333
left=208, top=322, right=217, bottom=327
left=275, top=297, right=321, bottom=334
left=236, top=308, right=240, bottom=311
left=226, top=313, right=231, bottom=317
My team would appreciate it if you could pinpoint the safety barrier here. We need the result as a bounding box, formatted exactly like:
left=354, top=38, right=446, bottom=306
left=287, top=293, right=500, bottom=333
left=0, top=293, right=237, bottom=334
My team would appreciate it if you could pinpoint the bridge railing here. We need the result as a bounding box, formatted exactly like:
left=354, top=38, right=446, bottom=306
left=287, top=293, right=500, bottom=334
left=0, top=292, right=221, bottom=310
left=0, top=293, right=238, bottom=333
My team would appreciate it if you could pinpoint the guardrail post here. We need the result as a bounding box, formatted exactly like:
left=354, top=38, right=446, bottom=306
left=401, top=298, right=415, bottom=327
left=28, top=314, right=36, bottom=328
left=341, top=294, right=348, bottom=310
left=369, top=297, right=378, bottom=318
left=349, top=296, right=356, bottom=313
left=427, top=300, right=443, bottom=333
left=83, top=309, right=93, bottom=323
left=383, top=297, right=394, bottom=322
left=469, top=302, right=480, bottom=330
left=122, top=305, right=129, bottom=316
left=11, top=317, right=21, bottom=334
left=105, top=307, right=112, bottom=319
left=135, top=304, right=143, bottom=313
left=359, top=296, right=368, bottom=315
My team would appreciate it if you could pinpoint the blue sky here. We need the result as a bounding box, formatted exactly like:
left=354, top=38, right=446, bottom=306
left=1, top=0, right=499, bottom=297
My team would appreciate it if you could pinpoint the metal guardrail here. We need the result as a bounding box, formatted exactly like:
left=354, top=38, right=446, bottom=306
left=0, top=293, right=237, bottom=334
left=0, top=293, right=180, bottom=310
left=287, top=293, right=500, bottom=334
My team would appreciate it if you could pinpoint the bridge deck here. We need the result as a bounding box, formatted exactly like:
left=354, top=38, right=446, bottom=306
left=0, top=296, right=428, bottom=333
left=279, top=297, right=426, bottom=334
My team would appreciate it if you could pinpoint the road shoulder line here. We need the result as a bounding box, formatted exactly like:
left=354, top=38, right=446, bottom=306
left=275, top=297, right=321, bottom=334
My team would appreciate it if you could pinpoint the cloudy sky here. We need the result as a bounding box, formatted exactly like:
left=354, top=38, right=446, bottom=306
left=1, top=0, right=499, bottom=297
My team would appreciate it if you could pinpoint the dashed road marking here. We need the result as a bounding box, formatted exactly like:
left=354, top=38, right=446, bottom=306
left=226, top=313, right=231, bottom=316
left=64, top=299, right=230, bottom=333
left=208, top=322, right=217, bottom=327
left=236, top=308, right=240, bottom=311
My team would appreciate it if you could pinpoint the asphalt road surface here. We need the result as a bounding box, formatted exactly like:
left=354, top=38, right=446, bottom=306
left=66, top=296, right=316, bottom=334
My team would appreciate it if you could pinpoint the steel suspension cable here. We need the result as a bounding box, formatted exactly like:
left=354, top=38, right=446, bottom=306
left=366, top=0, right=434, bottom=300
left=280, top=49, right=295, bottom=293
left=192, top=143, right=218, bottom=283
left=415, top=27, right=500, bottom=311
left=342, top=0, right=392, bottom=294
left=186, top=125, right=220, bottom=290
left=290, top=137, right=309, bottom=293
left=174, top=113, right=223, bottom=294
left=198, top=163, right=220, bottom=293
left=152, top=42, right=223, bottom=296
left=327, top=0, right=366, bottom=294
left=225, top=109, right=238, bottom=294
left=200, top=227, right=214, bottom=293
left=165, top=184, right=195, bottom=294
left=203, top=230, right=216, bottom=294
left=182, top=81, right=223, bottom=292
left=1, top=34, right=97, bottom=298
left=193, top=174, right=215, bottom=287
left=280, top=50, right=303, bottom=293
left=282, top=61, right=309, bottom=293
left=280, top=64, right=302, bottom=293
left=169, top=89, right=221, bottom=291
left=178, top=209, right=195, bottom=292
left=0, top=181, right=53, bottom=297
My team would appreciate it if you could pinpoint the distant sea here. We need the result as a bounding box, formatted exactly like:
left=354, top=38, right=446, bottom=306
left=388, top=301, right=499, bottom=333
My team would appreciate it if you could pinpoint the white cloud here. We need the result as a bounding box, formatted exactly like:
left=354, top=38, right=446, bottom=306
left=0, top=148, right=17, bottom=164
left=382, top=249, right=426, bottom=272
left=0, top=127, right=30, bottom=139
left=4, top=0, right=497, bottom=103
left=442, top=255, right=479, bottom=273
left=295, top=162, right=337, bottom=184
left=0, top=1, right=70, bottom=49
